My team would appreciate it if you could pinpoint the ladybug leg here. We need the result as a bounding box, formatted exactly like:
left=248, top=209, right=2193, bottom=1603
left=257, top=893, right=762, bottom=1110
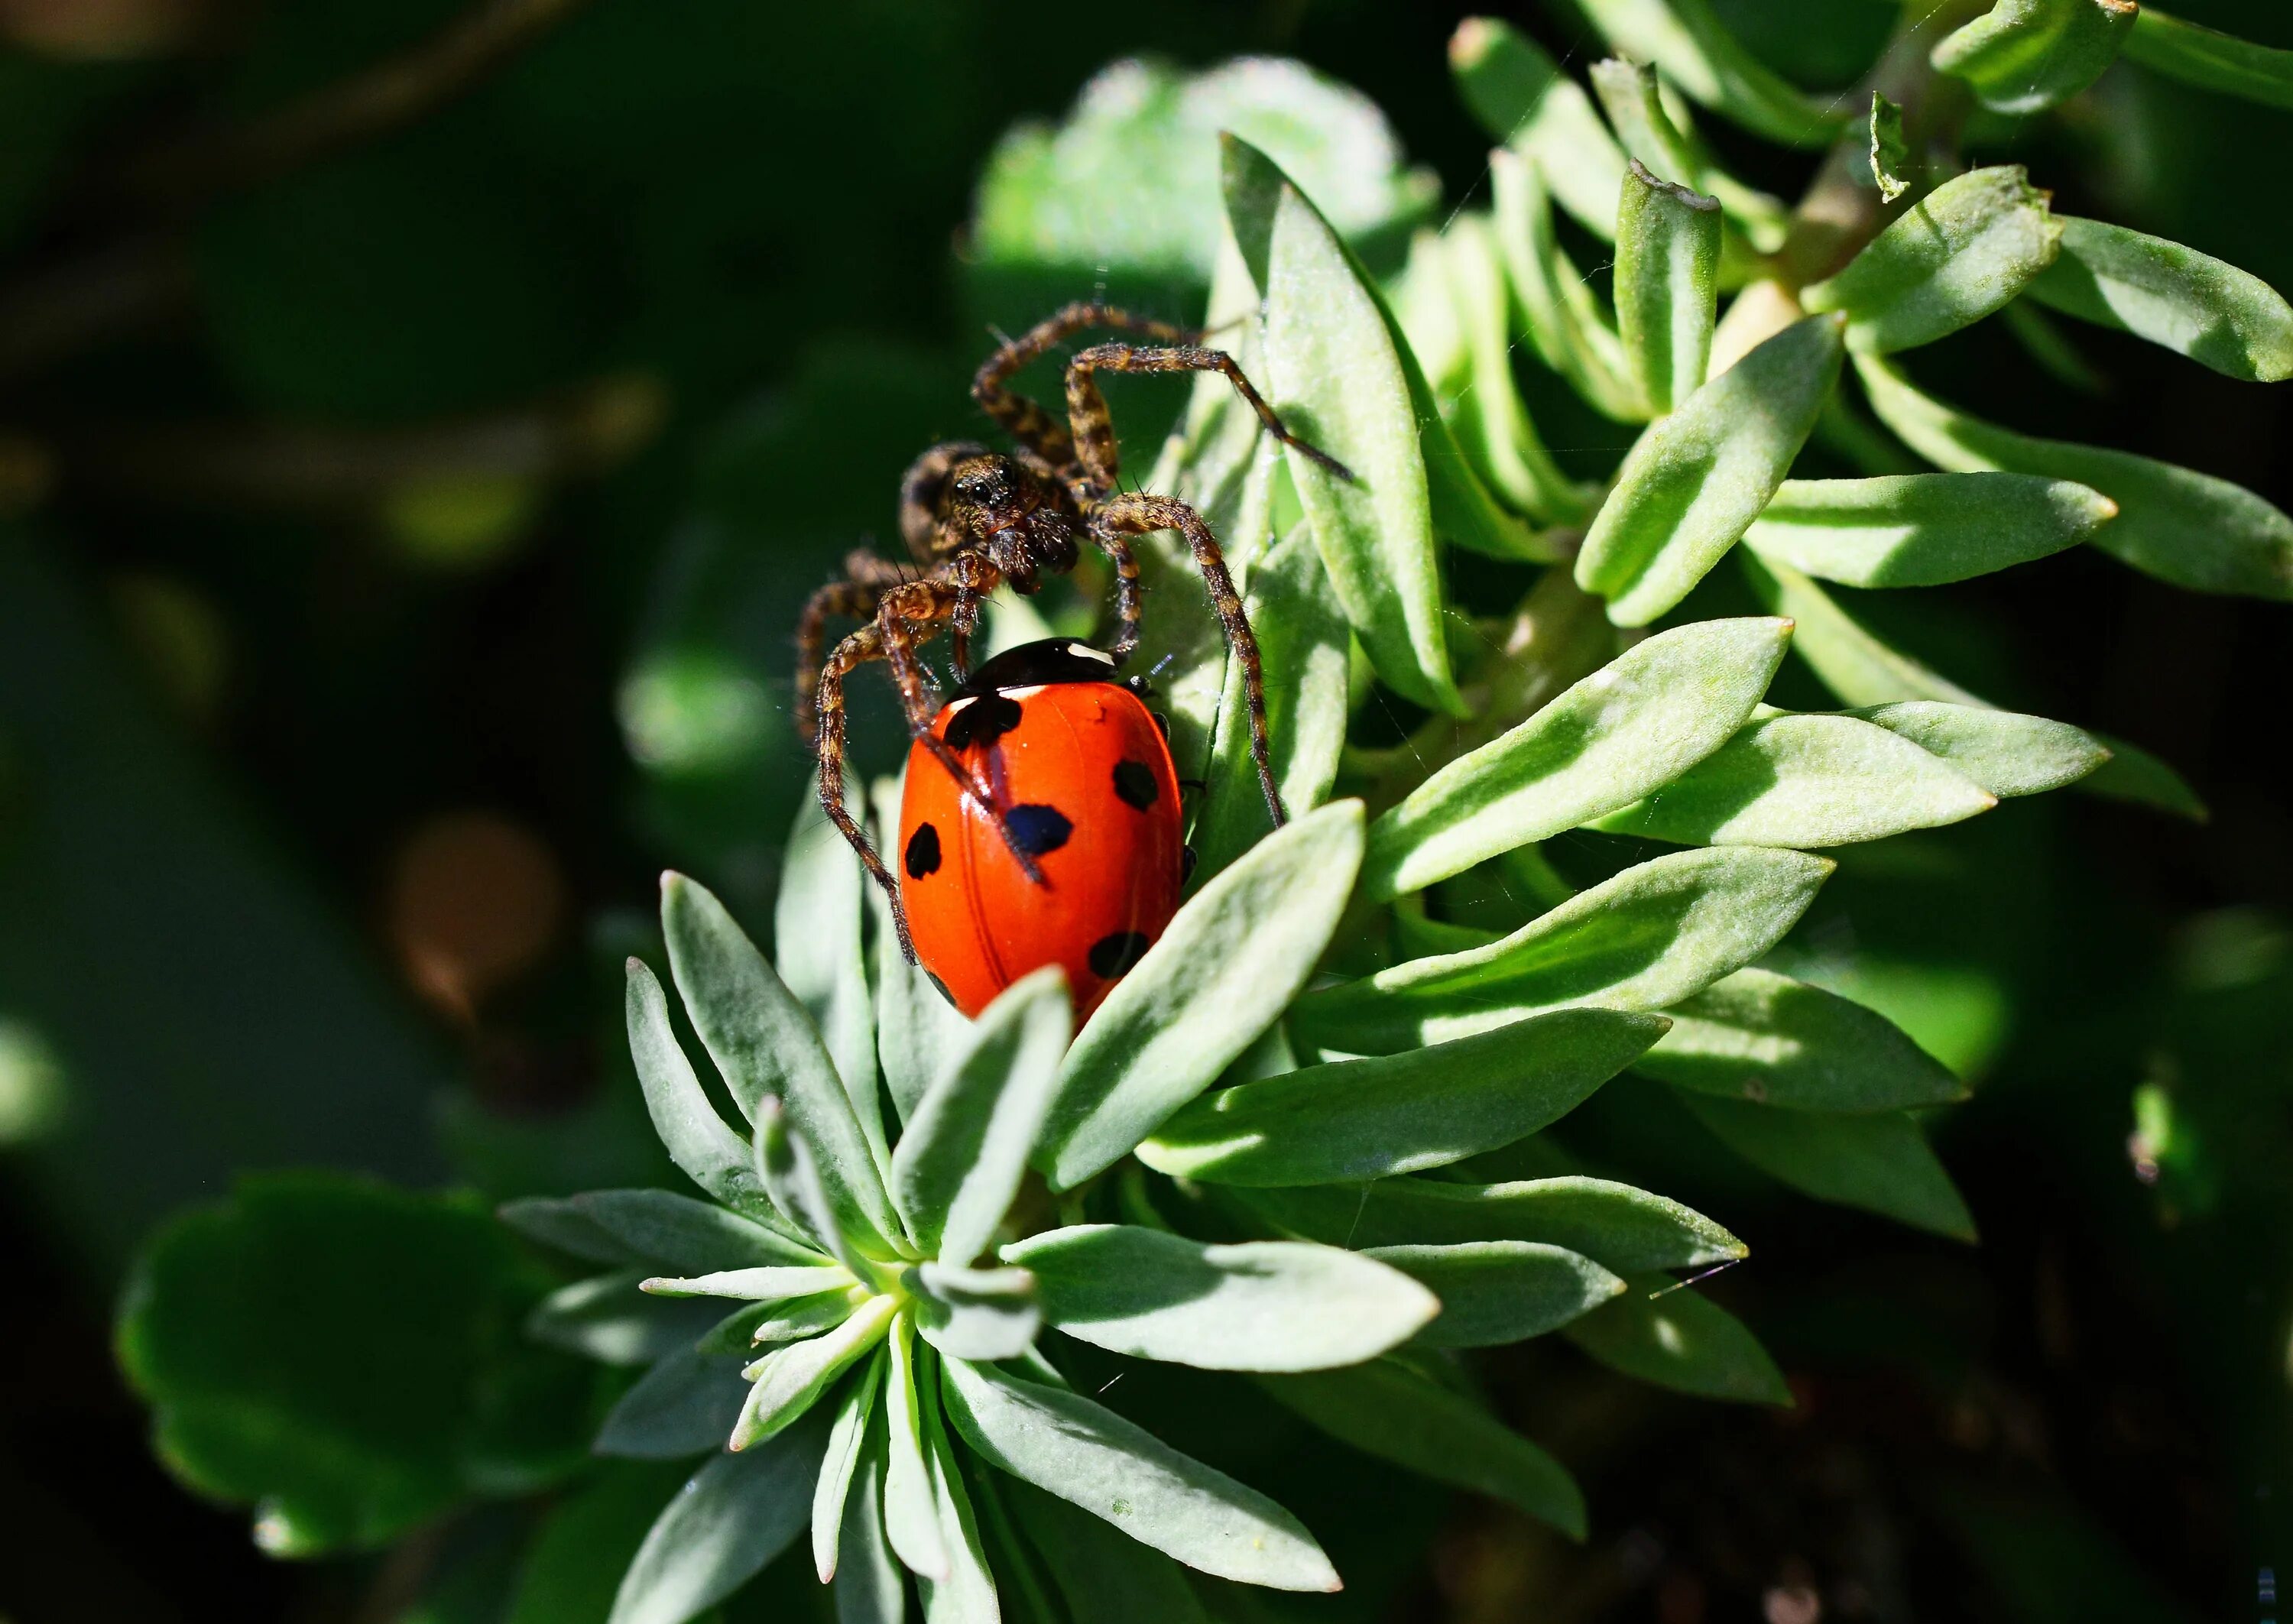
left=1092, top=493, right=1286, bottom=829
left=1062, top=341, right=1354, bottom=491
left=898, top=440, right=990, bottom=566
left=972, top=302, right=1198, bottom=470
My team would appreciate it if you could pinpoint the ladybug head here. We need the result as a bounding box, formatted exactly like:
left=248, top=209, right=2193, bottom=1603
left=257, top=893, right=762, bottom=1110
left=949, top=453, right=1078, bottom=595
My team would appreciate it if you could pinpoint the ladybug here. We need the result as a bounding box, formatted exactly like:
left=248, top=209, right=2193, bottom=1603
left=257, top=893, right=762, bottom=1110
left=898, top=638, right=1185, bottom=1020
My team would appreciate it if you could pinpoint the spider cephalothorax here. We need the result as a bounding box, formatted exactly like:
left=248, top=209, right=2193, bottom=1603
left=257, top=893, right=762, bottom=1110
left=796, top=302, right=1349, bottom=960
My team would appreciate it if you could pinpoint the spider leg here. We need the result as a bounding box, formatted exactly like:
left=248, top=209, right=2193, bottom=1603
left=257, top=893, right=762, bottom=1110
left=814, top=623, right=911, bottom=955
left=973, top=302, right=1198, bottom=468
left=950, top=585, right=982, bottom=682
left=795, top=576, right=884, bottom=748
left=1065, top=341, right=1354, bottom=490
left=1092, top=492, right=1285, bottom=828
left=1090, top=526, right=1143, bottom=666
left=898, top=440, right=989, bottom=565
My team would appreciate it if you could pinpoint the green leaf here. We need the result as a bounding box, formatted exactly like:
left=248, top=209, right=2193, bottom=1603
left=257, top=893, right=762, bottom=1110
left=1489, top=147, right=1644, bottom=423
left=1366, top=1242, right=1627, bottom=1346
left=1850, top=701, right=2110, bottom=796
left=869, top=776, right=975, bottom=1127
left=1857, top=353, right=2293, bottom=598
left=941, top=1356, right=1339, bottom=1591
left=814, top=1356, right=884, bottom=1582
left=1363, top=618, right=1792, bottom=900
left=1450, top=17, right=1630, bottom=238
left=1004, top=1475, right=1215, bottom=1624
left=1576, top=314, right=1846, bottom=625
left=661, top=874, right=905, bottom=1255
left=594, top=1347, right=749, bottom=1461
left=1296, top=847, right=1832, bottom=1053
left=638, top=1264, right=853, bottom=1300
left=2027, top=216, right=2293, bottom=383
left=1737, top=549, right=1992, bottom=707
left=732, top=1293, right=894, bottom=1448
left=1867, top=92, right=1909, bottom=204
left=754, top=1098, right=877, bottom=1279
left=499, top=1196, right=647, bottom=1268
left=118, top=1174, right=592, bottom=1558
left=1587, top=56, right=1786, bottom=256
left=777, top=785, right=884, bottom=1165
left=1933, top=0, right=2136, bottom=113
left=572, top=1188, right=818, bottom=1271
left=1223, top=135, right=1462, bottom=716
left=2122, top=3, right=2293, bottom=112
left=529, top=1272, right=723, bottom=1366
left=831, top=1412, right=903, bottom=1619
left=1189, top=527, right=1353, bottom=887
left=1637, top=967, right=1967, bottom=1111
left=1743, top=472, right=2115, bottom=586
left=1616, top=160, right=1723, bottom=416
left=911, top=1263, right=1043, bottom=1361
left=1260, top=1360, right=1584, bottom=1535
left=507, top=1462, right=691, bottom=1624
left=1043, top=800, right=1365, bottom=1189
left=1004, top=1224, right=1437, bottom=1370
left=917, top=1374, right=1000, bottom=1622
left=2082, top=732, right=2210, bottom=821
left=701, top=1293, right=855, bottom=1354
left=607, top=1413, right=829, bottom=1624
left=1678, top=1092, right=1977, bottom=1237
left=1237, top=1174, right=1744, bottom=1274
left=1564, top=1281, right=1792, bottom=1403
left=1140, top=1008, right=1668, bottom=1185
left=624, top=958, right=773, bottom=1219
left=1803, top=167, right=2061, bottom=354
left=1575, top=0, right=1850, bottom=146
left=883, top=1313, right=946, bottom=1580
left=1588, top=711, right=1999, bottom=846
left=893, top=966, right=1072, bottom=1266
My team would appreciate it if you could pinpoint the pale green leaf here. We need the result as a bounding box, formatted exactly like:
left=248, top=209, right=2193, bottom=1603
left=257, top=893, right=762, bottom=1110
left=731, top=1293, right=894, bottom=1448
left=624, top=958, right=773, bottom=1219
left=1588, top=712, right=1999, bottom=846
left=1260, top=1360, right=1584, bottom=1535
left=1804, top=167, right=2061, bottom=353
left=1737, top=549, right=1991, bottom=707
left=1296, top=847, right=1832, bottom=1054
left=1857, top=353, right=2293, bottom=598
left=883, top=1313, right=945, bottom=1580
left=1564, top=1280, right=1791, bottom=1403
left=1004, top=1224, right=1437, bottom=1371
left=1638, top=967, right=1965, bottom=1110
left=1450, top=17, right=1630, bottom=236
left=661, top=874, right=903, bottom=1254
left=1366, top=1241, right=1626, bottom=1347
left=1587, top=56, right=1786, bottom=257
left=1237, top=1174, right=1744, bottom=1274
left=640, top=1264, right=853, bottom=1301
left=1364, top=618, right=1792, bottom=900
left=607, top=1413, right=829, bottom=1624
left=1575, top=0, right=1850, bottom=146
left=813, top=1353, right=884, bottom=1583
left=940, top=1356, right=1340, bottom=1591
left=1576, top=314, right=1845, bottom=625
left=777, top=783, right=884, bottom=1165
left=1850, top=701, right=2109, bottom=796
left=1140, top=1008, right=1668, bottom=1185
left=700, top=1292, right=856, bottom=1354
left=1043, top=800, right=1364, bottom=1189
left=1933, top=0, right=2136, bottom=113
left=1224, top=135, right=1463, bottom=715
left=832, top=1417, right=903, bottom=1622
left=573, top=1188, right=818, bottom=1269
left=594, top=1347, right=749, bottom=1460
left=1678, top=1091, right=1977, bottom=1237
left=916, top=1378, right=999, bottom=1622
left=868, top=777, right=975, bottom=1127
left=1617, top=160, right=1723, bottom=415
left=893, top=966, right=1071, bottom=1266
left=1489, top=147, right=1644, bottom=423
left=2029, top=215, right=2293, bottom=382
left=754, top=1098, right=877, bottom=1280
left=529, top=1272, right=724, bottom=1366
left=1743, top=472, right=2114, bottom=586
left=1004, top=1475, right=1214, bottom=1624
left=911, top=1263, right=1042, bottom=1362
left=1189, top=527, right=1354, bottom=887
left=1867, top=92, right=1909, bottom=203
left=2122, top=3, right=2293, bottom=112
left=2082, top=731, right=2210, bottom=820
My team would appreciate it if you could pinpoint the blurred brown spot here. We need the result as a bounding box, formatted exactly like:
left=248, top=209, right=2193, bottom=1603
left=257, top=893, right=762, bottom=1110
left=1656, top=1569, right=1707, bottom=1624
left=388, top=811, right=564, bottom=1020
left=0, top=0, right=198, bottom=57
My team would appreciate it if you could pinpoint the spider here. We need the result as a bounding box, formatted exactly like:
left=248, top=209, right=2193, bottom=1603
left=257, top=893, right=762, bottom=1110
left=794, top=301, right=1350, bottom=958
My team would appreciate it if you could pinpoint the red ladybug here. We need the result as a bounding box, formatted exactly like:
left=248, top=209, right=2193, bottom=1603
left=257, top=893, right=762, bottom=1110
left=898, top=639, right=1185, bottom=1020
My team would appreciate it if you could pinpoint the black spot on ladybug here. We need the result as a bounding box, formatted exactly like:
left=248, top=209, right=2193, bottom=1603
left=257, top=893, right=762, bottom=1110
left=1111, top=760, right=1159, bottom=811
left=904, top=823, right=942, bottom=880
left=1004, top=804, right=1072, bottom=856
left=944, top=693, right=1023, bottom=751
left=1088, top=931, right=1153, bottom=978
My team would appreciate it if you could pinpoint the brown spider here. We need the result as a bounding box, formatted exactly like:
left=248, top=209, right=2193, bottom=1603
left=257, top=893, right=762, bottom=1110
left=795, top=301, right=1350, bottom=958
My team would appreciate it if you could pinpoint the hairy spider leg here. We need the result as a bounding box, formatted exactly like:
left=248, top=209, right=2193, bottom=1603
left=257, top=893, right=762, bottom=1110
left=1091, top=491, right=1285, bottom=828
left=793, top=551, right=917, bottom=745
left=972, top=302, right=1199, bottom=466
left=897, top=439, right=989, bottom=564
left=1061, top=340, right=1356, bottom=490
left=1091, top=525, right=1143, bottom=665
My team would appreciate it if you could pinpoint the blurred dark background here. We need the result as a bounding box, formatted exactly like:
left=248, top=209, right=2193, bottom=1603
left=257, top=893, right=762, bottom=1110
left=2, top=0, right=2290, bottom=1619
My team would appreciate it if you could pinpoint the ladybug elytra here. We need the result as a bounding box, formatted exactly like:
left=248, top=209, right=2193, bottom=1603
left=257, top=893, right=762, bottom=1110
left=898, top=638, right=1185, bottom=1020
